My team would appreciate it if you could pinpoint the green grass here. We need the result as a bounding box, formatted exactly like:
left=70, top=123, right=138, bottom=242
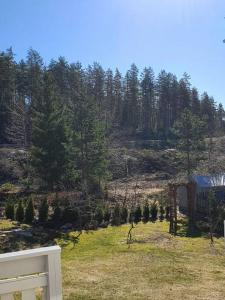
left=59, top=221, right=225, bottom=300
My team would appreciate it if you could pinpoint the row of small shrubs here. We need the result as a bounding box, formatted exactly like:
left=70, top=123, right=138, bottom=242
left=5, top=198, right=48, bottom=224
left=110, top=202, right=170, bottom=226
left=5, top=198, right=169, bottom=228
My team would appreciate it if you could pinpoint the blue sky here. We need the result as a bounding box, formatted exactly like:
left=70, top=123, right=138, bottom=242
left=1, top=0, right=225, bottom=104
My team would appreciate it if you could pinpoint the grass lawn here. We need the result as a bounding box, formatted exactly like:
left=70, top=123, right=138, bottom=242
left=60, top=221, right=225, bottom=300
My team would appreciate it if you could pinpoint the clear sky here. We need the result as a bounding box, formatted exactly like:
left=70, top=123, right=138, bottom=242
left=1, top=0, right=225, bottom=104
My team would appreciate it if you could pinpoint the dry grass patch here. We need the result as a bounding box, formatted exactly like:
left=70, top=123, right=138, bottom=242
left=59, top=222, right=225, bottom=299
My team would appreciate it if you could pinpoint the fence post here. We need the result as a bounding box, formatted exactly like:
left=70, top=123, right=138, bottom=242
left=46, top=247, right=62, bottom=300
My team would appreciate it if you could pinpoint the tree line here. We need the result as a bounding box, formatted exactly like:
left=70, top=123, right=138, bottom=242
left=0, top=47, right=224, bottom=191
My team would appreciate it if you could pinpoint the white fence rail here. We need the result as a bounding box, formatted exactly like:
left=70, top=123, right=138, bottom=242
left=0, top=246, right=62, bottom=300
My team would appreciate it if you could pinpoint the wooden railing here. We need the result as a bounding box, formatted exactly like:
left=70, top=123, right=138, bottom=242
left=0, top=246, right=62, bottom=300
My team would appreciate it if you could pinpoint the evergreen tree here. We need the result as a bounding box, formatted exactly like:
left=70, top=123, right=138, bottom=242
left=141, top=67, right=155, bottom=136
left=150, top=202, right=158, bottom=221
left=104, top=206, right=111, bottom=222
left=0, top=48, right=15, bottom=143
left=165, top=206, right=170, bottom=220
left=52, top=203, right=61, bottom=223
left=94, top=206, right=104, bottom=225
left=5, top=202, right=15, bottom=220
left=113, top=68, right=123, bottom=127
left=123, top=64, right=139, bottom=134
left=38, top=199, right=49, bottom=223
left=16, top=201, right=24, bottom=222
left=25, top=197, right=35, bottom=224
left=173, top=109, right=206, bottom=176
left=111, top=203, right=121, bottom=226
left=69, top=67, right=109, bottom=196
left=143, top=201, right=150, bottom=223
left=190, top=88, right=201, bottom=116
left=121, top=206, right=128, bottom=224
left=134, top=205, right=142, bottom=224
left=159, top=205, right=165, bottom=221
left=31, top=73, right=69, bottom=190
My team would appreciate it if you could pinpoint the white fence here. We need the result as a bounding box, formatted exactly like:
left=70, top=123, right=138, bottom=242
left=0, top=246, right=62, bottom=300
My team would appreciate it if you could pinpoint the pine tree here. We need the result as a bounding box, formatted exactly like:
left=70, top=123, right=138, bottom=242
left=104, top=206, right=111, bottom=222
left=16, top=201, right=24, bottom=223
left=123, top=64, right=139, bottom=134
left=141, top=67, right=155, bottom=136
left=25, top=197, right=35, bottom=224
left=111, top=203, right=121, bottom=226
left=113, top=68, right=123, bottom=127
left=150, top=202, right=158, bottom=221
left=143, top=202, right=150, bottom=223
left=121, top=206, right=128, bottom=224
left=172, top=109, right=206, bottom=176
left=0, top=48, right=15, bottom=143
left=159, top=205, right=165, bottom=221
left=94, top=207, right=104, bottom=225
left=69, top=67, right=109, bottom=196
left=5, top=202, right=15, bottom=220
left=38, top=199, right=49, bottom=223
left=52, top=203, right=61, bottom=223
left=31, top=73, right=69, bottom=190
left=165, top=206, right=170, bottom=220
left=134, top=205, right=142, bottom=224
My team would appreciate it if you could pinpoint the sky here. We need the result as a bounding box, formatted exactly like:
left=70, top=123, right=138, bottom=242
left=1, top=0, right=225, bottom=104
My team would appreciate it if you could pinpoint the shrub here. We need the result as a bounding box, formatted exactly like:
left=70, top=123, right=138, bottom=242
left=134, top=205, right=142, bottom=224
left=129, top=209, right=134, bottom=223
left=16, top=201, right=24, bottom=222
left=62, top=207, right=80, bottom=225
left=52, top=203, right=61, bottom=223
left=5, top=202, right=15, bottom=220
left=143, top=202, right=150, bottom=223
left=104, top=206, right=111, bottom=222
left=38, top=199, right=49, bottom=223
left=0, top=182, right=15, bottom=192
left=25, top=198, right=35, bottom=224
left=150, top=202, right=158, bottom=221
left=165, top=206, right=170, bottom=220
left=159, top=205, right=165, bottom=221
left=94, top=207, right=104, bottom=225
left=111, top=203, right=121, bottom=226
left=121, top=206, right=128, bottom=224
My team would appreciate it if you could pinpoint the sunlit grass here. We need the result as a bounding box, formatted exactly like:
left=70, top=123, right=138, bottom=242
left=0, top=219, right=17, bottom=230
left=59, top=221, right=225, bottom=300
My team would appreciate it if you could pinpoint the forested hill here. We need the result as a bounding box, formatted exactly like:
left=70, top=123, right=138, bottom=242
left=0, top=47, right=224, bottom=146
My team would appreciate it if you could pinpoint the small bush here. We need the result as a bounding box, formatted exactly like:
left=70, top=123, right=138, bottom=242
left=104, top=206, right=111, bottom=222
left=143, top=202, right=150, bottom=223
left=16, top=201, right=24, bottom=222
left=111, top=203, right=121, bottom=226
left=165, top=206, right=170, bottom=220
left=121, top=206, right=128, bottom=224
left=0, top=182, right=15, bottom=192
left=5, top=202, right=15, bottom=220
left=134, top=205, right=142, bottom=224
left=129, top=209, right=134, bottom=223
left=38, top=199, right=49, bottom=223
left=150, top=201, right=158, bottom=221
left=62, top=207, right=80, bottom=225
left=94, top=207, right=104, bottom=225
left=52, top=203, right=61, bottom=223
left=25, top=198, right=35, bottom=224
left=159, top=205, right=165, bottom=221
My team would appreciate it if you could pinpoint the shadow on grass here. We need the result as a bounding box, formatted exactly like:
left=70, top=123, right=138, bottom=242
left=176, top=218, right=205, bottom=238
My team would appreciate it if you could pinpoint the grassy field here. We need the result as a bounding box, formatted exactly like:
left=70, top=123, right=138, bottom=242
left=60, top=221, right=225, bottom=300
